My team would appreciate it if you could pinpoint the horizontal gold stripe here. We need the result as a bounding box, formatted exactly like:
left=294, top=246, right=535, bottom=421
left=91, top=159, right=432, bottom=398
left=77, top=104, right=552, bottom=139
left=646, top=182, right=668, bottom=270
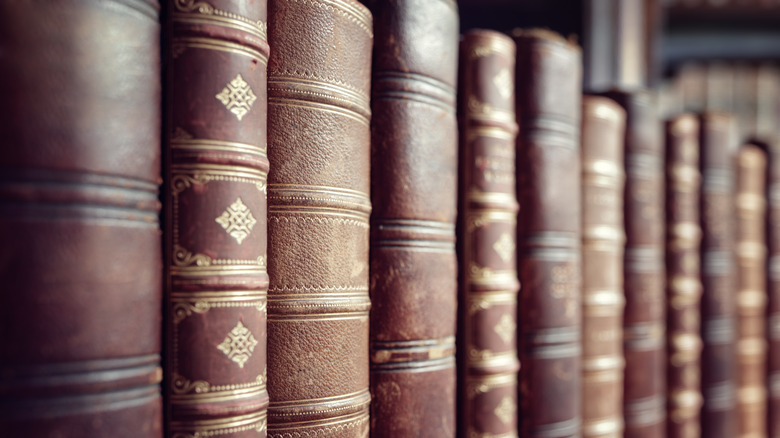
left=173, top=13, right=267, bottom=41
left=169, top=410, right=266, bottom=430
left=269, top=96, right=369, bottom=126
left=170, top=137, right=266, bottom=157
left=172, top=36, right=268, bottom=62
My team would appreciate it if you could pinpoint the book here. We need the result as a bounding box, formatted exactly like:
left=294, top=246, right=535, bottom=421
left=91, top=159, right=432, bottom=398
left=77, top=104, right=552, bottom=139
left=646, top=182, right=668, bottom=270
left=265, top=0, right=373, bottom=436
left=513, top=28, right=583, bottom=438
left=457, top=29, right=520, bottom=438
left=580, top=95, right=626, bottom=438
left=735, top=144, right=768, bottom=438
left=367, top=0, right=460, bottom=435
left=698, top=112, right=738, bottom=438
left=767, top=141, right=780, bottom=438
left=664, top=114, right=704, bottom=438
left=163, top=0, right=270, bottom=436
left=0, top=0, right=163, bottom=435
left=604, top=89, right=667, bottom=437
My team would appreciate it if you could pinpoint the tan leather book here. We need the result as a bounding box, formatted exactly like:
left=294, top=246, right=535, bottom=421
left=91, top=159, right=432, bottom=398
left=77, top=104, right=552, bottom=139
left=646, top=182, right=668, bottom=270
left=665, top=114, right=704, bottom=438
left=266, top=0, right=373, bottom=436
left=457, top=29, right=520, bottom=438
left=699, top=112, right=738, bottom=438
left=580, top=95, right=627, bottom=438
left=163, top=0, right=270, bottom=436
left=0, top=1, right=163, bottom=435
left=604, top=89, right=667, bottom=438
left=513, top=28, right=582, bottom=438
left=735, top=144, right=768, bottom=438
left=367, top=0, right=460, bottom=435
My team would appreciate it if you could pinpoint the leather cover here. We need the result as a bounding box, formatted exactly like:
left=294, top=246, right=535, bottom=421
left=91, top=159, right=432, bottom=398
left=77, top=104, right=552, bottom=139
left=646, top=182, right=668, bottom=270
left=0, top=1, right=163, bottom=436
left=266, top=0, right=373, bottom=436
left=580, top=95, right=626, bottom=438
left=367, top=0, right=459, bottom=436
left=735, top=144, right=768, bottom=438
left=163, top=0, right=270, bottom=436
left=513, top=29, right=582, bottom=438
left=664, top=114, right=703, bottom=438
left=603, top=90, right=667, bottom=438
left=767, top=141, right=780, bottom=438
left=698, top=112, right=737, bottom=438
left=457, top=29, right=520, bottom=438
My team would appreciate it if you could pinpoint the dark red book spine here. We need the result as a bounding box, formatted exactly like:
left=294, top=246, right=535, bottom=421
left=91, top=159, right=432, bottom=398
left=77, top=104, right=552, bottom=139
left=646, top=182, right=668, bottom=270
left=163, top=0, right=270, bottom=436
left=0, top=1, right=163, bottom=436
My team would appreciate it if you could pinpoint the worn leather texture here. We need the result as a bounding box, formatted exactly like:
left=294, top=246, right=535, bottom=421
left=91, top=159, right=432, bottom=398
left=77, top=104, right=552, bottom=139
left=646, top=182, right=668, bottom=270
left=580, top=95, right=626, bottom=438
left=367, top=0, right=459, bottom=436
left=664, top=114, right=703, bottom=438
left=735, top=144, right=768, bottom=438
left=698, top=112, right=737, bottom=438
left=603, top=89, right=666, bottom=438
left=266, top=0, right=373, bottom=436
left=457, top=29, right=520, bottom=438
left=0, top=1, right=163, bottom=436
left=766, top=141, right=780, bottom=438
left=164, top=0, right=270, bottom=436
left=514, top=29, right=582, bottom=438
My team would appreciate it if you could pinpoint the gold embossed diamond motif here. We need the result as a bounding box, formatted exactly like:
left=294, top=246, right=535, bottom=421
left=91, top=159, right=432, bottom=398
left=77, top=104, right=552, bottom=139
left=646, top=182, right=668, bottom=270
left=494, top=396, right=516, bottom=425
left=493, top=232, right=515, bottom=262
left=494, top=313, right=516, bottom=344
left=217, top=321, right=258, bottom=368
left=493, top=68, right=512, bottom=99
left=215, top=74, right=256, bottom=121
left=215, top=197, right=256, bottom=244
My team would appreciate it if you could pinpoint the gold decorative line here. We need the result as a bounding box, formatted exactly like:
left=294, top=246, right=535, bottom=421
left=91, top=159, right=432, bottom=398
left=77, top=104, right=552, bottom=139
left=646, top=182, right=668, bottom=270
left=266, top=312, right=369, bottom=321
left=170, top=374, right=266, bottom=402
left=583, top=159, right=623, bottom=179
left=465, top=373, right=517, bottom=398
left=170, top=290, right=267, bottom=300
left=172, top=36, right=268, bottom=62
left=269, top=286, right=367, bottom=294
left=268, top=96, right=370, bottom=126
left=466, top=350, right=518, bottom=367
left=465, top=96, right=515, bottom=124
left=269, top=388, right=369, bottom=408
left=170, top=410, right=266, bottom=431
left=269, top=205, right=370, bottom=220
left=171, top=299, right=265, bottom=324
left=173, top=0, right=267, bottom=40
left=268, top=413, right=369, bottom=437
left=465, top=189, right=518, bottom=206
left=172, top=163, right=268, bottom=178
left=173, top=14, right=267, bottom=41
left=467, top=291, right=517, bottom=314
left=283, top=0, right=372, bottom=38
left=269, top=214, right=369, bottom=229
left=269, top=183, right=369, bottom=199
left=171, top=136, right=266, bottom=157
left=269, top=69, right=368, bottom=102
left=465, top=125, right=516, bottom=142
left=171, top=244, right=265, bottom=268
left=171, top=268, right=267, bottom=278
left=466, top=210, right=517, bottom=231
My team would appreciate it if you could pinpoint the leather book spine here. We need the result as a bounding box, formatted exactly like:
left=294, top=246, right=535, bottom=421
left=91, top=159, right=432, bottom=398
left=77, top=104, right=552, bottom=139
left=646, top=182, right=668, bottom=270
left=457, top=30, right=520, bottom=438
left=266, top=0, right=373, bottom=436
left=0, top=1, right=163, bottom=436
left=163, top=1, right=270, bottom=436
left=580, top=95, right=627, bottom=438
left=513, top=29, right=582, bottom=438
left=368, top=0, right=459, bottom=435
left=698, top=112, right=738, bottom=438
left=664, top=114, right=703, bottom=438
left=767, top=142, right=780, bottom=438
left=735, top=144, right=768, bottom=438
left=604, top=89, right=667, bottom=438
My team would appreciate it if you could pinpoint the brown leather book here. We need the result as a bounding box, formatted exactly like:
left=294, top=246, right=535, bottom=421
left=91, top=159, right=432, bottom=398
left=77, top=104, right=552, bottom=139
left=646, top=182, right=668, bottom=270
left=0, top=1, right=163, bottom=436
left=735, top=144, right=768, bottom=438
left=513, top=29, right=582, bottom=438
left=665, top=114, right=704, bottom=438
left=163, top=1, right=270, bottom=436
left=580, top=95, right=627, bottom=438
left=766, top=141, right=780, bottom=438
left=698, top=112, right=738, bottom=438
left=603, top=89, right=667, bottom=438
left=457, top=29, right=520, bottom=438
left=266, top=0, right=373, bottom=436
left=367, top=0, right=459, bottom=435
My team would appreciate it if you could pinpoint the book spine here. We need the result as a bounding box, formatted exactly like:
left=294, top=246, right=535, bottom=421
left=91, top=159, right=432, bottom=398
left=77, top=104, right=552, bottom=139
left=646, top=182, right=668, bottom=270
left=368, top=0, right=459, bottom=435
left=457, top=29, right=520, bottom=438
left=664, top=114, right=703, bottom=438
left=699, top=112, right=738, bottom=438
left=768, top=143, right=780, bottom=438
left=0, top=1, right=163, bottom=436
left=735, top=144, right=768, bottom=438
left=513, top=29, right=582, bottom=438
left=606, top=89, right=667, bottom=438
left=266, top=0, right=373, bottom=436
left=164, top=0, right=270, bottom=436
left=580, top=95, right=627, bottom=438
